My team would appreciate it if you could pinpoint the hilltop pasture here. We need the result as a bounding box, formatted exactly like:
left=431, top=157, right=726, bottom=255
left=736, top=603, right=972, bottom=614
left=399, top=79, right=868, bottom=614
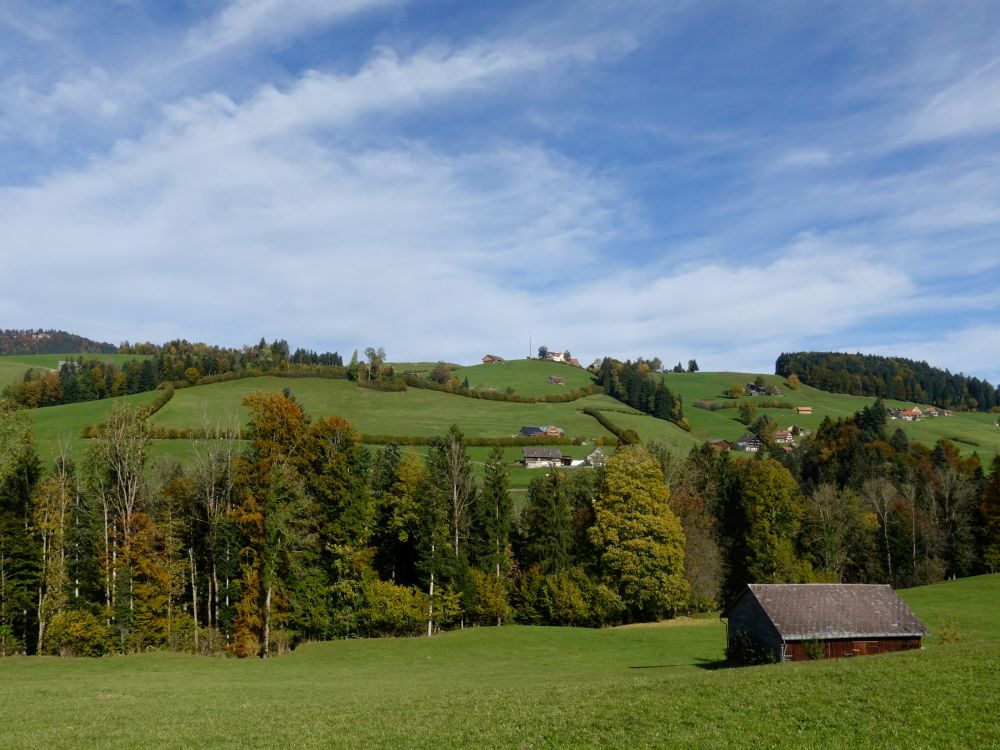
left=452, top=358, right=596, bottom=396
left=1, top=575, right=997, bottom=749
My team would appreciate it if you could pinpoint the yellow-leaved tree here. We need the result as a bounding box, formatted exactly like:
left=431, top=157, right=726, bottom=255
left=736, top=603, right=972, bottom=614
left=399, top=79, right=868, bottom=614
left=589, top=445, right=688, bottom=622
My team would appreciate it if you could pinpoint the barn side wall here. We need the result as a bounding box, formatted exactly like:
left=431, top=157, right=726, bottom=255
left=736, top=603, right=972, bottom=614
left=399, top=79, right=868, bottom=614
left=726, top=593, right=784, bottom=663
left=784, top=637, right=922, bottom=661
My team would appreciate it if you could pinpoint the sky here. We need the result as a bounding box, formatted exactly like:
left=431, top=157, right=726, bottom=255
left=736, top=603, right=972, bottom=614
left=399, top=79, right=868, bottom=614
left=1, top=1, right=999, bottom=380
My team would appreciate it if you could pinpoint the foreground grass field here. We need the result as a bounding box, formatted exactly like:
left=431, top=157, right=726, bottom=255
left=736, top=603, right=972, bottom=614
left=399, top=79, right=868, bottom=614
left=2, top=576, right=998, bottom=749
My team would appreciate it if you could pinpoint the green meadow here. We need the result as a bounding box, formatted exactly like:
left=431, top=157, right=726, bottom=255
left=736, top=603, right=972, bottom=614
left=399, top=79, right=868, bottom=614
left=13, top=362, right=1000, bottom=472
left=2, top=575, right=997, bottom=749
left=150, top=376, right=619, bottom=441
left=453, top=358, right=597, bottom=396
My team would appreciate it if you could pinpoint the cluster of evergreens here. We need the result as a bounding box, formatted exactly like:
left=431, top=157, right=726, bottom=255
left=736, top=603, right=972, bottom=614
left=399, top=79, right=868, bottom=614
left=5, top=358, right=159, bottom=407
left=776, top=351, right=999, bottom=411
left=594, top=357, right=686, bottom=426
left=4, top=339, right=346, bottom=409
left=0, top=393, right=687, bottom=658
left=661, top=399, right=1000, bottom=607
left=0, top=329, right=117, bottom=356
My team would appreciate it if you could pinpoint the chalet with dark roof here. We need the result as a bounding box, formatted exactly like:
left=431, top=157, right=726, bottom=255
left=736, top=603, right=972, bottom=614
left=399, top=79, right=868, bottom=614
left=735, top=434, right=763, bottom=452
left=722, top=583, right=929, bottom=664
left=481, top=354, right=505, bottom=364
left=522, top=447, right=570, bottom=468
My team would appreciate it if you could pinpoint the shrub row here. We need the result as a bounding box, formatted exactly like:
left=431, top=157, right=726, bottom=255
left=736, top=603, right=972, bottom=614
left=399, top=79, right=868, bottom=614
left=168, top=364, right=349, bottom=392
left=80, top=383, right=175, bottom=438
left=755, top=400, right=795, bottom=410
left=581, top=407, right=640, bottom=445
left=404, top=375, right=601, bottom=404
left=356, top=377, right=408, bottom=392
left=694, top=399, right=736, bottom=411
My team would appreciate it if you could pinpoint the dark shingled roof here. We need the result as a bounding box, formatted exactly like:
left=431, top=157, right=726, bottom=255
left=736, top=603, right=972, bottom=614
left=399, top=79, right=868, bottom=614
left=727, top=584, right=930, bottom=640
left=522, top=447, right=564, bottom=459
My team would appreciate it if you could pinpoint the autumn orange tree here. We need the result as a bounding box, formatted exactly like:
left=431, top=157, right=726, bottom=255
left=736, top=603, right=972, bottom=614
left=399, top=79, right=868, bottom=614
left=232, top=391, right=315, bottom=658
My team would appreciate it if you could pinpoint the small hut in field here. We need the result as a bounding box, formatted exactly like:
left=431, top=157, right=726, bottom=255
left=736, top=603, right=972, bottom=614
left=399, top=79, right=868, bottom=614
left=722, top=584, right=929, bottom=664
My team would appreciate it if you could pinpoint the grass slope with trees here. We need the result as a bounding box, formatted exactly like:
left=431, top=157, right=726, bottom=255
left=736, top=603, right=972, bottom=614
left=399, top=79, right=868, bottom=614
left=0, top=574, right=996, bottom=749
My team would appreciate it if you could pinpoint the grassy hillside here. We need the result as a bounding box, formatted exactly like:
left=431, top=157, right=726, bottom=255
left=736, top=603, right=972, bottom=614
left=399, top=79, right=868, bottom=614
left=660, top=371, right=1000, bottom=456
left=28, top=391, right=162, bottom=467
left=150, top=376, right=617, bottom=441
left=453, top=358, right=596, bottom=397
left=15, top=366, right=999, bottom=475
left=1, top=575, right=996, bottom=749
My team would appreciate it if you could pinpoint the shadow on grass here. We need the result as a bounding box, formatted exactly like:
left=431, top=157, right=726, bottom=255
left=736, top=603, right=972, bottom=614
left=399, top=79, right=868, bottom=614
left=628, top=658, right=728, bottom=671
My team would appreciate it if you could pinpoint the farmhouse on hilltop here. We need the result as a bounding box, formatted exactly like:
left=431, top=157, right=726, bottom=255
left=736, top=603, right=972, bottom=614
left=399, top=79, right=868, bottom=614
left=518, top=425, right=565, bottom=438
left=722, top=584, right=929, bottom=664
left=481, top=354, right=505, bottom=364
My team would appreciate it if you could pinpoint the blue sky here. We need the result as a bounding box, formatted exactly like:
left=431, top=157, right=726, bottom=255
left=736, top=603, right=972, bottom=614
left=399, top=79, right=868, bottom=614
left=2, top=1, right=999, bottom=380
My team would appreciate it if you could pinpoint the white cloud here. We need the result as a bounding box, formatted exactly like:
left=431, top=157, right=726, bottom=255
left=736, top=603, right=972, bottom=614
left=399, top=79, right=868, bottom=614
left=908, top=56, right=1000, bottom=142
left=0, top=36, right=629, bottom=355
left=184, top=0, right=402, bottom=59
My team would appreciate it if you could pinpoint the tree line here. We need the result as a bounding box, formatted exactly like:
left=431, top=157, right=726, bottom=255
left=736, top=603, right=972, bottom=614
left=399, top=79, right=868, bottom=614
left=0, top=393, right=688, bottom=657
left=775, top=351, right=999, bottom=412
left=3, top=339, right=344, bottom=409
left=594, top=357, right=687, bottom=427
left=0, top=329, right=117, bottom=356
left=3, top=389, right=998, bottom=658
left=656, top=398, right=1000, bottom=608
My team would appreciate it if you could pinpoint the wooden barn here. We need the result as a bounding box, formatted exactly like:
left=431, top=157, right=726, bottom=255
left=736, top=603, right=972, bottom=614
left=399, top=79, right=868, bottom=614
left=722, top=584, right=929, bottom=664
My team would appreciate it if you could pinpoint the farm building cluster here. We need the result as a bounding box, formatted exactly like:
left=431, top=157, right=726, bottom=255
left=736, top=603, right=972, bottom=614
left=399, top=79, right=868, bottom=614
left=521, top=446, right=609, bottom=469
left=710, top=425, right=811, bottom=453
left=889, top=405, right=953, bottom=420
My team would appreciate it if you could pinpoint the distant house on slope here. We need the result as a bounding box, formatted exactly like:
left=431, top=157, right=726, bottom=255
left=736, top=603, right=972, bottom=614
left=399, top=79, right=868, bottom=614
left=900, top=406, right=922, bottom=421
left=773, top=430, right=794, bottom=444
left=584, top=447, right=609, bottom=467
left=722, top=584, right=929, bottom=664
left=796, top=406, right=813, bottom=416
left=522, top=447, right=570, bottom=468
left=518, top=425, right=565, bottom=438
left=735, top=434, right=763, bottom=452
left=481, top=354, right=505, bottom=364
left=707, top=439, right=731, bottom=451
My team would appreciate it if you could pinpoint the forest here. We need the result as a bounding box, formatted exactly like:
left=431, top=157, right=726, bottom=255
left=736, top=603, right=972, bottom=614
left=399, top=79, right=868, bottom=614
left=0, top=329, right=117, bottom=356
left=2, top=384, right=999, bottom=659
left=594, top=357, right=687, bottom=428
left=776, top=351, right=999, bottom=412
left=3, top=338, right=344, bottom=409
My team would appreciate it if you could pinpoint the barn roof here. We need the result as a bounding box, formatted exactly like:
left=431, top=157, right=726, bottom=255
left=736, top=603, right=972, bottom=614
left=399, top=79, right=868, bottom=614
left=724, top=584, right=929, bottom=640
left=522, top=447, right=564, bottom=459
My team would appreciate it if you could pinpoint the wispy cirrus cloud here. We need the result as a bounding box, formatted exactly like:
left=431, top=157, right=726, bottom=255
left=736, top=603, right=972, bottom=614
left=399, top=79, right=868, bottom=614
left=183, top=0, right=403, bottom=59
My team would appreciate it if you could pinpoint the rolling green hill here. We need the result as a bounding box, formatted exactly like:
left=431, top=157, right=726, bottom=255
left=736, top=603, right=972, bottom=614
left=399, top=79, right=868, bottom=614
left=150, top=376, right=617, bottom=440
left=16, top=362, right=1000, bottom=476
left=452, top=358, right=596, bottom=396
left=1, top=575, right=996, bottom=749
